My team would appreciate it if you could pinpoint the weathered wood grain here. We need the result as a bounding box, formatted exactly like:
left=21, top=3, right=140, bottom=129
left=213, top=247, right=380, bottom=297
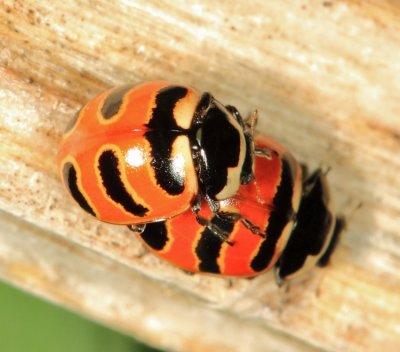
left=1, top=1, right=400, bottom=351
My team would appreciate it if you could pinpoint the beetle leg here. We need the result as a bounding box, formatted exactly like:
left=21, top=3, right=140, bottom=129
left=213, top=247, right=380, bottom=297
left=240, top=218, right=267, bottom=239
left=202, top=195, right=266, bottom=241
left=127, top=224, right=146, bottom=234
left=245, top=110, right=258, bottom=132
left=254, top=147, right=277, bottom=160
left=204, top=193, right=220, bottom=213
left=214, top=212, right=267, bottom=239
left=206, top=223, right=234, bottom=246
left=215, top=212, right=241, bottom=222
left=192, top=194, right=209, bottom=227
left=225, top=105, right=246, bottom=129
left=191, top=195, right=234, bottom=246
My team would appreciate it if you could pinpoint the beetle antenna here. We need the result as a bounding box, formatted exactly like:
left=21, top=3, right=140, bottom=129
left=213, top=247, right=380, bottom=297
left=246, top=110, right=258, bottom=133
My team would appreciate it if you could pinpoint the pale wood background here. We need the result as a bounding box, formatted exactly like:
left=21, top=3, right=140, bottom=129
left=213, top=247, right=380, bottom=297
left=1, top=1, right=400, bottom=351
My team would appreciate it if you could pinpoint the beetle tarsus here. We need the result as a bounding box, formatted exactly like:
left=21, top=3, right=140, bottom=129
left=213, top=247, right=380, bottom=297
left=192, top=198, right=234, bottom=246
left=207, top=223, right=234, bottom=246
left=127, top=224, right=146, bottom=234
left=240, top=218, right=267, bottom=239
left=216, top=211, right=267, bottom=239
left=254, top=147, right=276, bottom=160
left=245, top=110, right=258, bottom=131
left=215, top=212, right=266, bottom=239
left=204, top=194, right=220, bottom=213
left=215, top=212, right=241, bottom=222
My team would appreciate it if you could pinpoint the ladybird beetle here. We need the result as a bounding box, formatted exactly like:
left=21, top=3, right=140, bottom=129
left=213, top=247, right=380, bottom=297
left=58, top=81, right=343, bottom=282
left=137, top=135, right=343, bottom=281
left=58, top=81, right=256, bottom=232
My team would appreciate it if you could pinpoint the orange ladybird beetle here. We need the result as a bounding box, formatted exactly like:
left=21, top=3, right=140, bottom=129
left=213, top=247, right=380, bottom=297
left=58, top=81, right=343, bottom=282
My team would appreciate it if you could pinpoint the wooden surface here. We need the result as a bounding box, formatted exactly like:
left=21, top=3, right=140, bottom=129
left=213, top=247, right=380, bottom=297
left=1, top=1, right=400, bottom=351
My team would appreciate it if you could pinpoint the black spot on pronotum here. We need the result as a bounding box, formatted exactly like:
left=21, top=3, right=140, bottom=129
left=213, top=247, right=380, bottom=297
left=139, top=221, right=169, bottom=251
left=63, top=162, right=96, bottom=216
left=98, top=150, right=149, bottom=216
left=145, top=86, right=188, bottom=195
left=196, top=103, right=241, bottom=198
left=250, top=157, right=295, bottom=272
left=192, top=93, right=242, bottom=199
left=317, top=216, right=345, bottom=267
left=195, top=215, right=235, bottom=273
left=101, top=85, right=134, bottom=120
left=277, top=170, right=336, bottom=279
